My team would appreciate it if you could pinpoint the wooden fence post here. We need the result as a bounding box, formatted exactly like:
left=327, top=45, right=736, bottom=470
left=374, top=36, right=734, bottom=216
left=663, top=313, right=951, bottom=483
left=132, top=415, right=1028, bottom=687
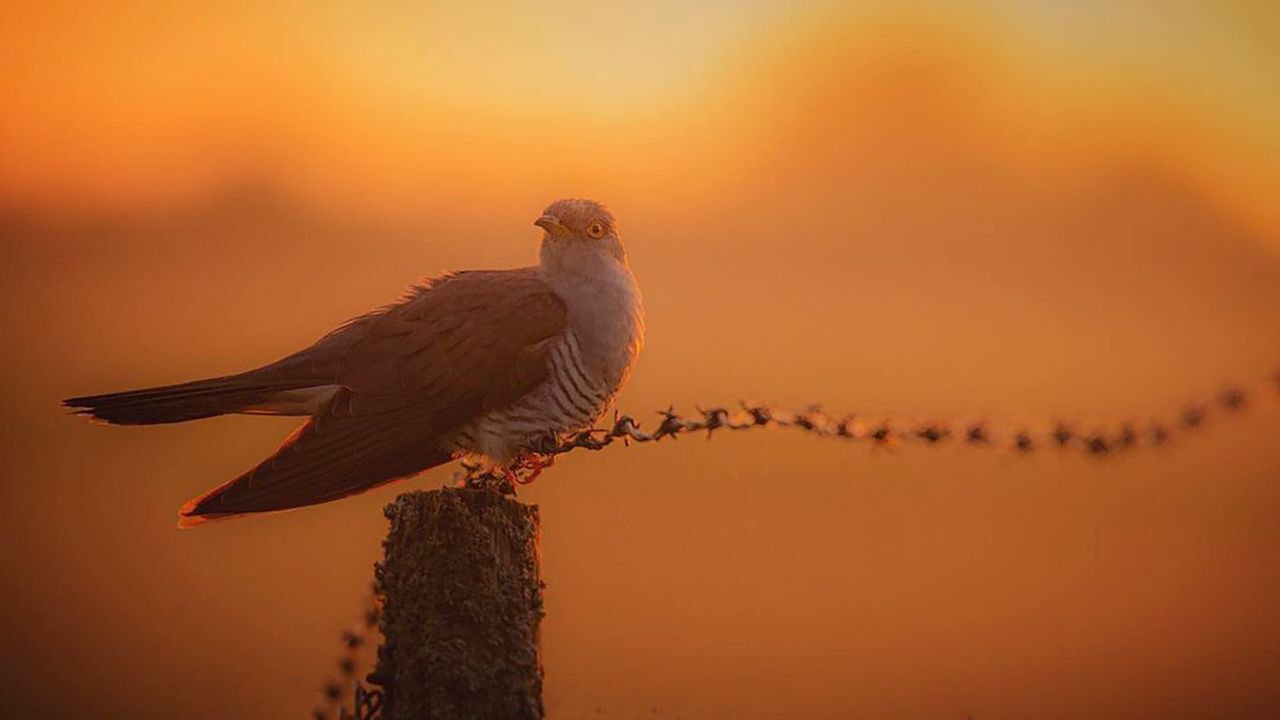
left=373, top=488, right=544, bottom=720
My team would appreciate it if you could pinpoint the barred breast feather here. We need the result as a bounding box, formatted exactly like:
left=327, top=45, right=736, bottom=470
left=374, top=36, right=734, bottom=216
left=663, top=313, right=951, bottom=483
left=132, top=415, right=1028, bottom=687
left=450, top=329, right=614, bottom=462
left=450, top=255, right=644, bottom=464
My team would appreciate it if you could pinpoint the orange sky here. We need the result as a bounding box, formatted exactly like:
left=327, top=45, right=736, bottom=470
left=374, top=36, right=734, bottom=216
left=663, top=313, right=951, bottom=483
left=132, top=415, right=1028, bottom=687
left=2, top=2, right=1279, bottom=719
left=2, top=1, right=1278, bottom=242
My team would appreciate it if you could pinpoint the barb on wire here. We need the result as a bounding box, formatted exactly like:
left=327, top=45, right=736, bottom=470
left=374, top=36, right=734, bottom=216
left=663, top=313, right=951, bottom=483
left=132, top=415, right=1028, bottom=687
left=453, top=369, right=1279, bottom=490
left=313, top=585, right=384, bottom=720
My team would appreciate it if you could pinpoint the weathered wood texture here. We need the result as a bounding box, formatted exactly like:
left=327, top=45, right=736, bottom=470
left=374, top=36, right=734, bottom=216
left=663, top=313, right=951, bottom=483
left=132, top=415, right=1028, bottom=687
left=375, top=488, right=544, bottom=720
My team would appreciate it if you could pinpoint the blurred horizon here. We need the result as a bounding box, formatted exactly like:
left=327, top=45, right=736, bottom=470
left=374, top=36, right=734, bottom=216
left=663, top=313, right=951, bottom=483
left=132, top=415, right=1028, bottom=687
left=3, top=2, right=1279, bottom=719
left=3, top=2, right=1280, bottom=243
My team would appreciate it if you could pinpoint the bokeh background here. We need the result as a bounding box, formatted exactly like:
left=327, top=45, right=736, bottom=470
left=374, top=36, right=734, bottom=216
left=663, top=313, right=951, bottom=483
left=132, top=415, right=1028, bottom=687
left=3, top=1, right=1279, bottom=718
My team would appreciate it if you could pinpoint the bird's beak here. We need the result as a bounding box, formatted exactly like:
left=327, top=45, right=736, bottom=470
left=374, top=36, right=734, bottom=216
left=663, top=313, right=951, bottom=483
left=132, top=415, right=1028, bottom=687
left=534, top=214, right=565, bottom=233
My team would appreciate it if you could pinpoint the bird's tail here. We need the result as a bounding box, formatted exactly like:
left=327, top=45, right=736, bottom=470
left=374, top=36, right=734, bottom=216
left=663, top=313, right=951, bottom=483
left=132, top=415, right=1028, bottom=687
left=63, top=373, right=327, bottom=425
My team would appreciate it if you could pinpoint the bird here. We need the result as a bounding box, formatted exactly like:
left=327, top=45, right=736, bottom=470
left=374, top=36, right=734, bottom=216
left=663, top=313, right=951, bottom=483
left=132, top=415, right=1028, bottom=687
left=63, top=198, right=645, bottom=527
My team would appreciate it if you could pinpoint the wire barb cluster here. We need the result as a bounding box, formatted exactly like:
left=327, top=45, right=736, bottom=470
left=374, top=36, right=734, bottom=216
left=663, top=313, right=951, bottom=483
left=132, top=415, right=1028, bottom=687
left=457, top=370, right=1280, bottom=490
left=313, top=586, right=384, bottom=720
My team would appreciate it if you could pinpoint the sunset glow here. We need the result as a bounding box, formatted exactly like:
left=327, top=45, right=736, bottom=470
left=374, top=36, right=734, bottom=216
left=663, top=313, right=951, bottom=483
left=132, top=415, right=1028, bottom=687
left=3, top=2, right=1278, bottom=242
left=3, top=2, right=1278, bottom=718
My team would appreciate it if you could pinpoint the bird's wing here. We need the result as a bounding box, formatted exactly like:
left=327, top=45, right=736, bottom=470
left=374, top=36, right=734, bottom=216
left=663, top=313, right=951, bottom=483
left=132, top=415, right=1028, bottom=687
left=179, top=269, right=566, bottom=525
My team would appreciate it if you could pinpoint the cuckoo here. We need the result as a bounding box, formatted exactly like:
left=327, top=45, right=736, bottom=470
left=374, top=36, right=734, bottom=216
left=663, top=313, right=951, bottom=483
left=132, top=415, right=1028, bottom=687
left=64, top=198, right=644, bottom=527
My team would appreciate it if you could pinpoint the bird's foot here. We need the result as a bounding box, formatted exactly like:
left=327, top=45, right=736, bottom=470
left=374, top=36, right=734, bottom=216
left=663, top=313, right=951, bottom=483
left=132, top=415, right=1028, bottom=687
left=511, top=452, right=557, bottom=485
left=457, top=460, right=518, bottom=495
left=499, top=467, right=523, bottom=494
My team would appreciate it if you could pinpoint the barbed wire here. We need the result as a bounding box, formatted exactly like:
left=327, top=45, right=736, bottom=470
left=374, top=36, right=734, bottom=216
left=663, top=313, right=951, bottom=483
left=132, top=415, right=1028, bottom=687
left=323, top=368, right=1278, bottom=716
left=313, top=585, right=384, bottom=720
left=458, top=369, right=1280, bottom=491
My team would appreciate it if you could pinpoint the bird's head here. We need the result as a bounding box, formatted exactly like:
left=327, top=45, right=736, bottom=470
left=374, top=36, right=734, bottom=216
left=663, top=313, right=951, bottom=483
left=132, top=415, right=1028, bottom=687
left=535, top=198, right=626, bottom=271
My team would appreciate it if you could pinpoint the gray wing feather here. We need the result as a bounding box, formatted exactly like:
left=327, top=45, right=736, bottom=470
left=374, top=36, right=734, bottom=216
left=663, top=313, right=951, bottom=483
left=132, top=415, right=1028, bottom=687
left=179, top=269, right=566, bottom=525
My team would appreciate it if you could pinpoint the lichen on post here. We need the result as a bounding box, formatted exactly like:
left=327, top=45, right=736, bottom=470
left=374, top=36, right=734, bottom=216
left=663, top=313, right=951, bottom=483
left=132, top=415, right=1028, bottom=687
left=374, top=488, right=544, bottom=720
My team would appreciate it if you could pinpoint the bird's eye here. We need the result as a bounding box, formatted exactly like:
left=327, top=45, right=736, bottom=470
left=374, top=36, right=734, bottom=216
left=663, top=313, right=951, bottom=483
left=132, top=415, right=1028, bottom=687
left=585, top=221, right=605, bottom=239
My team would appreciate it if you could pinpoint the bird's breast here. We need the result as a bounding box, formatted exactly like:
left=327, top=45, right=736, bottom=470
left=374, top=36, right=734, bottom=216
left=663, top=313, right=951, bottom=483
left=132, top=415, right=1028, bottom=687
left=449, top=264, right=643, bottom=464
left=448, top=330, right=618, bottom=463
left=560, top=263, right=644, bottom=391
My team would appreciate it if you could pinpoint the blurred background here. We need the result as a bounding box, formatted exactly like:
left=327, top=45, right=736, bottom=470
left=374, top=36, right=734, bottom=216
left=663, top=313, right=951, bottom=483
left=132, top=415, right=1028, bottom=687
left=3, top=1, right=1279, bottom=718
